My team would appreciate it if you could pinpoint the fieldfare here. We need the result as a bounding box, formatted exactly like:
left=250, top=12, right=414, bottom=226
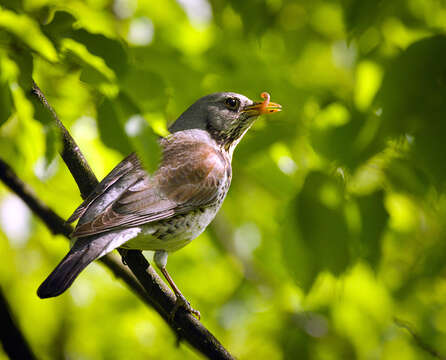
left=37, top=91, right=281, bottom=318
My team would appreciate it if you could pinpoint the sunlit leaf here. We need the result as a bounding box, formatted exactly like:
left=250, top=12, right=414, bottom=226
left=0, top=8, right=58, bottom=62
left=42, top=10, right=77, bottom=41
left=71, top=30, right=128, bottom=77
left=61, top=38, right=115, bottom=83
left=62, top=2, right=117, bottom=38
left=8, top=69, right=34, bottom=124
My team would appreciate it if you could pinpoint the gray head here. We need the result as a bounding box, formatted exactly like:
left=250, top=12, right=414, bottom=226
left=169, top=92, right=281, bottom=150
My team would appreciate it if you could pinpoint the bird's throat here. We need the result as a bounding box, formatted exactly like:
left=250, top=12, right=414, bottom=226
left=206, top=117, right=255, bottom=156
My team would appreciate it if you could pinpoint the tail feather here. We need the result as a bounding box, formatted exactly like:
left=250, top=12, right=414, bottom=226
left=37, top=238, right=102, bottom=298
left=37, top=228, right=141, bottom=298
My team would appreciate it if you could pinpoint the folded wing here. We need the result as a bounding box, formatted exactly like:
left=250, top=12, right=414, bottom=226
left=66, top=153, right=140, bottom=223
left=71, top=130, right=228, bottom=238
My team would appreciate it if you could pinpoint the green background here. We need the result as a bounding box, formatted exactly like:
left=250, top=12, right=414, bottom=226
left=1, top=0, right=446, bottom=358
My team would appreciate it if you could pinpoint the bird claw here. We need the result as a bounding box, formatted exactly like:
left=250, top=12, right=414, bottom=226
left=169, top=293, right=201, bottom=322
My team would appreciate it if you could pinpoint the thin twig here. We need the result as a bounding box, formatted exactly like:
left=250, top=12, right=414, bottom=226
left=394, top=317, right=445, bottom=360
left=29, top=82, right=234, bottom=359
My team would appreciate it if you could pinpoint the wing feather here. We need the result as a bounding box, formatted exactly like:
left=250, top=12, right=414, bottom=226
left=66, top=153, right=139, bottom=223
left=71, top=131, right=229, bottom=238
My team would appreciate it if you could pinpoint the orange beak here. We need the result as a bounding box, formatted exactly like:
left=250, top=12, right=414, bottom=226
left=243, top=92, right=282, bottom=116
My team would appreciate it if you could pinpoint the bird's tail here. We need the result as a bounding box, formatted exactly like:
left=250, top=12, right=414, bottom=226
left=37, top=236, right=103, bottom=298
left=37, top=229, right=139, bottom=298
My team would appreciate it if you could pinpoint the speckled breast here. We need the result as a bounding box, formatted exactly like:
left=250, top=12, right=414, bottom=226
left=123, top=175, right=231, bottom=252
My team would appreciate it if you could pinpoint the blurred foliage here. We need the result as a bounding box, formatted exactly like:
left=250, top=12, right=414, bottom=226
left=1, top=0, right=446, bottom=359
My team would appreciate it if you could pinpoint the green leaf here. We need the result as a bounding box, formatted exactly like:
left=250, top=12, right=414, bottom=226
left=96, top=97, right=133, bottom=156
left=378, top=35, right=446, bottom=186
left=282, top=212, right=319, bottom=292
left=0, top=8, right=58, bottom=62
left=62, top=2, right=117, bottom=38
left=0, top=78, right=12, bottom=126
left=311, top=106, right=381, bottom=169
left=72, top=30, right=128, bottom=78
left=0, top=0, right=23, bottom=12
left=341, top=0, right=383, bottom=36
left=384, top=158, right=430, bottom=197
left=8, top=48, right=33, bottom=90
left=224, top=0, right=279, bottom=36
left=116, top=93, right=161, bottom=174
left=297, top=172, right=351, bottom=274
left=120, top=68, right=168, bottom=113
left=282, top=171, right=351, bottom=291
left=97, top=94, right=161, bottom=174
left=356, top=190, right=388, bottom=267
left=61, top=38, right=115, bottom=83
left=42, top=10, right=77, bottom=41
left=5, top=51, right=34, bottom=123
left=341, top=0, right=404, bottom=37
left=43, top=123, right=60, bottom=167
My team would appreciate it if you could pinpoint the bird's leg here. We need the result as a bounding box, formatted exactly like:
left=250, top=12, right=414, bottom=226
left=154, top=250, right=201, bottom=321
left=161, top=267, right=201, bottom=321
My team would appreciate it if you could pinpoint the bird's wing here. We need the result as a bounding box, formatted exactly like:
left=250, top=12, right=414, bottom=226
left=66, top=153, right=139, bottom=223
left=72, top=134, right=228, bottom=238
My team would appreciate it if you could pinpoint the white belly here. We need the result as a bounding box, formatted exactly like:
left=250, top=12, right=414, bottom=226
left=121, top=205, right=219, bottom=252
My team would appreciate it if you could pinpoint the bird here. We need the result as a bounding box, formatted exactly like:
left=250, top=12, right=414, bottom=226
left=37, top=91, right=281, bottom=318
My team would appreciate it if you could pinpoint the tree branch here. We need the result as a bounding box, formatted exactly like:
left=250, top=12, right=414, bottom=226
left=0, top=159, right=71, bottom=237
left=0, top=158, right=156, bottom=310
left=0, top=287, right=37, bottom=360
left=27, top=82, right=234, bottom=359
left=31, top=81, right=98, bottom=199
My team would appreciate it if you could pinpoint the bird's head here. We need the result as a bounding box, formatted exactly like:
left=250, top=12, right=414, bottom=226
left=169, top=92, right=281, bottom=152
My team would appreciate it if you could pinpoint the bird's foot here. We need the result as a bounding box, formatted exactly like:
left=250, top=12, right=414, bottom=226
left=169, top=293, right=201, bottom=322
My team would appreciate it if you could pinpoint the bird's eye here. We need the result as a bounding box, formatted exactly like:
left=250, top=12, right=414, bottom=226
left=224, top=97, right=240, bottom=111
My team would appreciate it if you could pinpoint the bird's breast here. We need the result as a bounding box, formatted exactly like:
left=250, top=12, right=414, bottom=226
left=123, top=176, right=231, bottom=253
left=123, top=203, right=222, bottom=252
